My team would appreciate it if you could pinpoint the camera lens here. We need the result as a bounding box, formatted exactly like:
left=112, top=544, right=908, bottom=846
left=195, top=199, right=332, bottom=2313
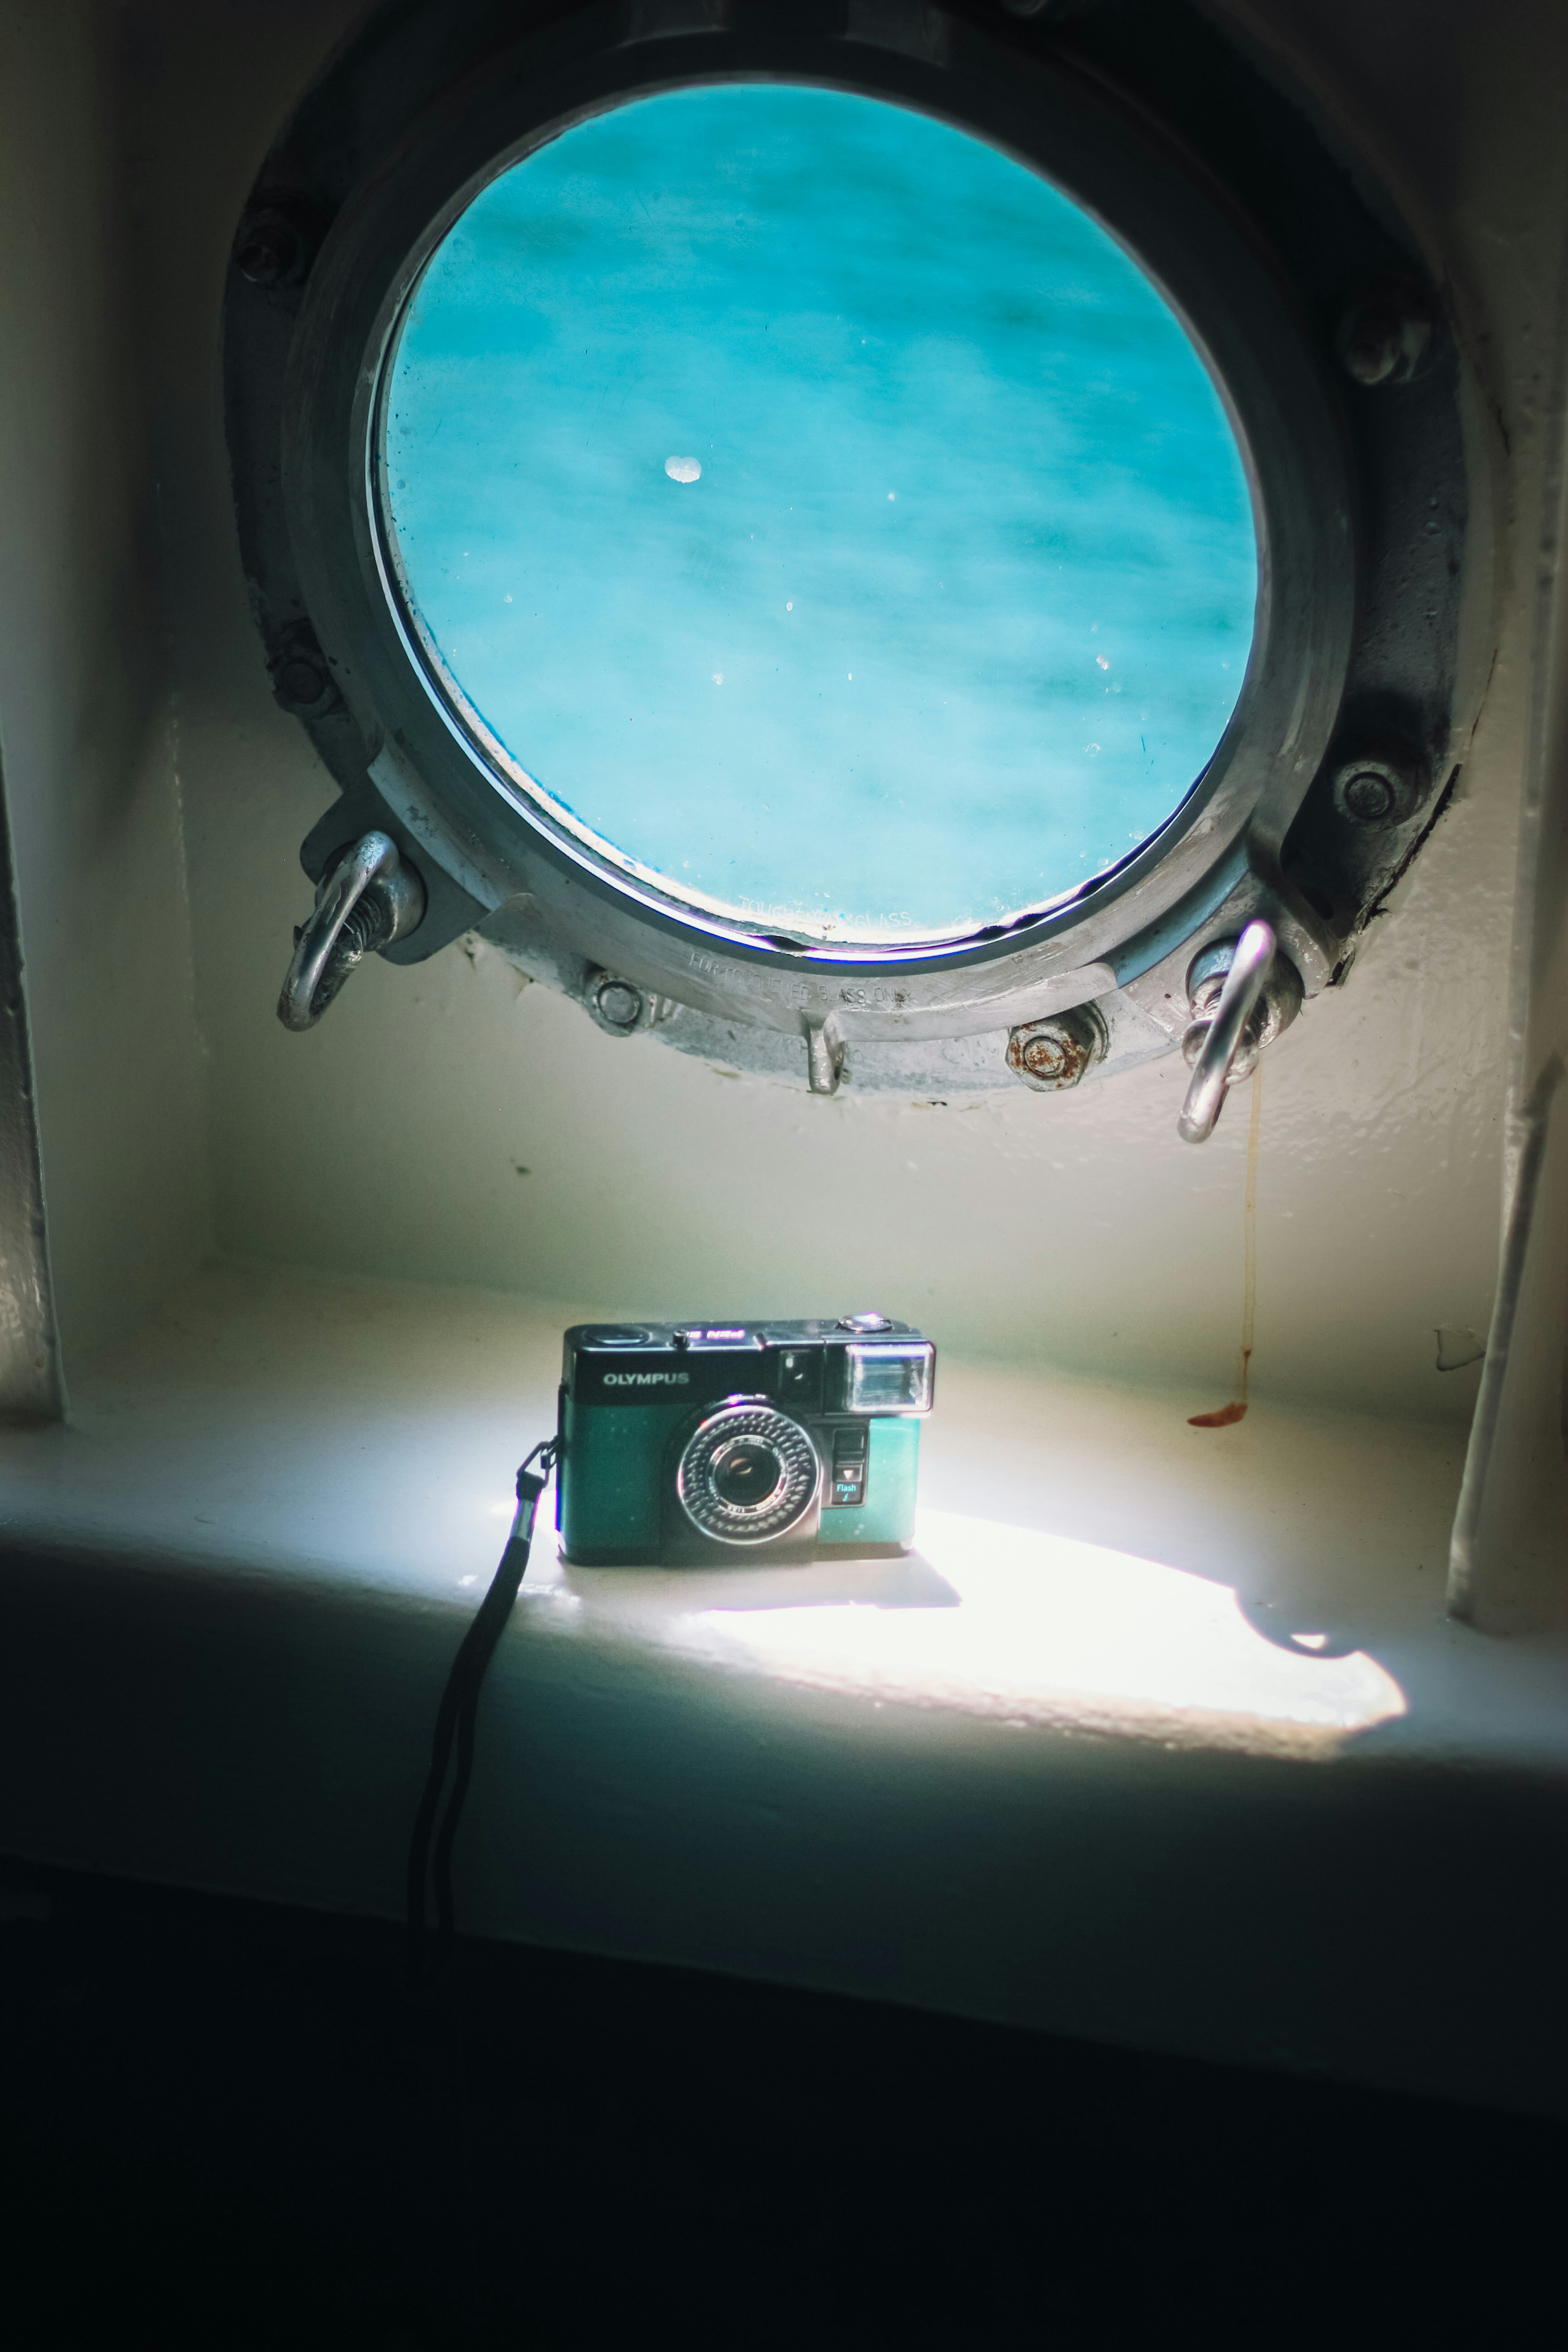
left=711, top=1438, right=783, bottom=1508
left=676, top=1403, right=820, bottom=1546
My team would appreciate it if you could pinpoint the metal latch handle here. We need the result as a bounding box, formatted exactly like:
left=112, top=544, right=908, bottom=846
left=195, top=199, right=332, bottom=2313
left=1178, top=918, right=1276, bottom=1144
left=277, top=830, right=425, bottom=1032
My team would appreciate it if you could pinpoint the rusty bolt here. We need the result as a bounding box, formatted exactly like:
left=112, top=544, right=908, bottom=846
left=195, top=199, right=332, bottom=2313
left=1331, top=750, right=1424, bottom=828
left=591, top=976, right=644, bottom=1033
left=1006, top=1007, right=1104, bottom=1093
left=267, top=622, right=340, bottom=719
left=583, top=971, right=678, bottom=1037
left=279, top=655, right=326, bottom=704
left=1336, top=273, right=1437, bottom=388
left=233, top=192, right=327, bottom=291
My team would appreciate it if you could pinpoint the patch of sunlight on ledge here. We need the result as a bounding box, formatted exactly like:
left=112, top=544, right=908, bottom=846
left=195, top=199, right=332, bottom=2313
left=658, top=1509, right=1408, bottom=1757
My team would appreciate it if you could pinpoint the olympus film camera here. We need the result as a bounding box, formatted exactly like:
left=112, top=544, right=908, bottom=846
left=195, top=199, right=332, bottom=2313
left=556, top=1314, right=935, bottom=1565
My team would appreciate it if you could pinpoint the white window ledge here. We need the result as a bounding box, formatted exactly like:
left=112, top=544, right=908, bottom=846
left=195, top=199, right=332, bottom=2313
left=2, top=1261, right=1565, bottom=2116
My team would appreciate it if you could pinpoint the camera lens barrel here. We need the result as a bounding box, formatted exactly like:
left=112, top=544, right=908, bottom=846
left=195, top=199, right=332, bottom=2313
left=711, top=1438, right=784, bottom=1508
left=677, top=1403, right=820, bottom=1545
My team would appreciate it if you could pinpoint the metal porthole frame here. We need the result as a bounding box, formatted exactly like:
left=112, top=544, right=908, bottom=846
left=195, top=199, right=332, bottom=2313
left=227, top=0, right=1467, bottom=1100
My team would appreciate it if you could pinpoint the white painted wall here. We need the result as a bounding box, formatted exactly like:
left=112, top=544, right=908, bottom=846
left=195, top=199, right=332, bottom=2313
left=0, top=0, right=209, bottom=1374
left=12, top=0, right=1568, bottom=1433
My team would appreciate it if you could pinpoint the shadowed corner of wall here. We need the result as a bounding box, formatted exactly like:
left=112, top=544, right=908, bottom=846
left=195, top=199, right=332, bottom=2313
left=1447, top=1054, right=1568, bottom=1635
left=0, top=759, right=65, bottom=1426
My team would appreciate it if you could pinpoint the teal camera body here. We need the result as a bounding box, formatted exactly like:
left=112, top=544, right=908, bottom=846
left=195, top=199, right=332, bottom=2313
left=557, top=1315, right=935, bottom=1566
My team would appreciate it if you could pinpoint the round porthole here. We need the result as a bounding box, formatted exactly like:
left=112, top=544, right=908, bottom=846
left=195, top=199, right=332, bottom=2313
left=230, top=0, right=1464, bottom=1118
left=381, top=82, right=1257, bottom=950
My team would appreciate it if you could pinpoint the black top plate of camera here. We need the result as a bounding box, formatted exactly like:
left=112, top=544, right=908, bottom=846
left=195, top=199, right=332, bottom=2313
left=563, top=1317, right=932, bottom=1417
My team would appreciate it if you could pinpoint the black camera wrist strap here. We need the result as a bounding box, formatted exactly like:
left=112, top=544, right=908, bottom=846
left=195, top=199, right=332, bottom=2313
left=406, top=1436, right=557, bottom=1982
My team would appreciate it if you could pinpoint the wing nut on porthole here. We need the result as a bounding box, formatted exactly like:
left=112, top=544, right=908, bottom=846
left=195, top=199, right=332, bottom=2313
left=277, top=831, right=425, bottom=1032
left=1006, top=1006, right=1106, bottom=1092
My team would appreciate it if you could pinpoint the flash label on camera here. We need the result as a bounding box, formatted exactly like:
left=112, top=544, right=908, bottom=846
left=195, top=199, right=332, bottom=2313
left=828, top=1427, right=869, bottom=1508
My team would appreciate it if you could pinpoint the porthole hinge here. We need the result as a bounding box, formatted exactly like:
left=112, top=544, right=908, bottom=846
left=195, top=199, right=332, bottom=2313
left=805, top=1013, right=846, bottom=1096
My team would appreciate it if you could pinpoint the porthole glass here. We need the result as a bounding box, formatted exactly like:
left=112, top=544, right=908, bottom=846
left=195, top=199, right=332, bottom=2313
left=380, top=82, right=1258, bottom=948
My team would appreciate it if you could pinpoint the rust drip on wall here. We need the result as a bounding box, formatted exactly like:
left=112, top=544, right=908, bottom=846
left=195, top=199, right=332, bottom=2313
left=1189, top=1064, right=1262, bottom=1430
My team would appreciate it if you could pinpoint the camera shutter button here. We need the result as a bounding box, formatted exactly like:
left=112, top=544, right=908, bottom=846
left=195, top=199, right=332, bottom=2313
left=837, top=1311, right=893, bottom=1332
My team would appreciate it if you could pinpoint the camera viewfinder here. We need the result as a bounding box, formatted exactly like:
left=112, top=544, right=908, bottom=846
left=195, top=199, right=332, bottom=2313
left=774, top=1348, right=822, bottom=1408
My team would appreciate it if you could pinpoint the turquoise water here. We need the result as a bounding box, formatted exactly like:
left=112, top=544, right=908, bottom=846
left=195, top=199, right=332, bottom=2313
left=384, top=84, right=1256, bottom=945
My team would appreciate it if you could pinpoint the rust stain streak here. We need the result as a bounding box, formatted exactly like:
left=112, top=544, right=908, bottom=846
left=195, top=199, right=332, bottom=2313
left=1189, top=1062, right=1262, bottom=1430
left=1188, top=1397, right=1247, bottom=1428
